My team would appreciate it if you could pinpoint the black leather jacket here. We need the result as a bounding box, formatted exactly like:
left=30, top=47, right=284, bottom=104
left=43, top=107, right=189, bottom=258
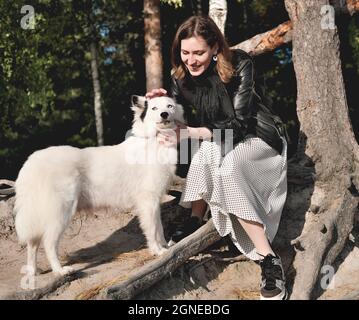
left=170, top=49, right=284, bottom=154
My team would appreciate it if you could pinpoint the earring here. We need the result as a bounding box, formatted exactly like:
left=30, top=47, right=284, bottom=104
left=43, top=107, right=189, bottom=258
left=212, top=54, right=218, bottom=62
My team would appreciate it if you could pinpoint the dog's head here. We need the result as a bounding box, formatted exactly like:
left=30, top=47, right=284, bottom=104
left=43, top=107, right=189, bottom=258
left=131, top=95, right=184, bottom=137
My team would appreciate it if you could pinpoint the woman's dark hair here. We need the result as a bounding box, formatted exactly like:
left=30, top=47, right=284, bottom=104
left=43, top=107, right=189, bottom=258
left=171, top=15, right=234, bottom=83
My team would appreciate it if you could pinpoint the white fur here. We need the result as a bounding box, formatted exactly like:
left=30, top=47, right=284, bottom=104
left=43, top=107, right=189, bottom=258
left=15, top=96, right=184, bottom=276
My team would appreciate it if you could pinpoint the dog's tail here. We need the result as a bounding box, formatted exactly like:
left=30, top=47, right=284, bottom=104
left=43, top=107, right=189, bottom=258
left=15, top=147, right=82, bottom=247
left=14, top=153, right=69, bottom=245
left=14, top=158, right=49, bottom=245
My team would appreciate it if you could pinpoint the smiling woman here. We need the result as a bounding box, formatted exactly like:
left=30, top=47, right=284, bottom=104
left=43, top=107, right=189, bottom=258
left=171, top=15, right=233, bottom=83
left=180, top=36, right=218, bottom=76
left=146, top=15, right=289, bottom=300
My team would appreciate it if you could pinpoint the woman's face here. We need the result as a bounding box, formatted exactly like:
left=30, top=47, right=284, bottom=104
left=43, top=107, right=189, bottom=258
left=180, top=36, right=218, bottom=76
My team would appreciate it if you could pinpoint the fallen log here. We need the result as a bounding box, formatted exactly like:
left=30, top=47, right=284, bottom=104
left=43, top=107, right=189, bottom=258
left=0, top=179, right=15, bottom=197
left=4, top=271, right=84, bottom=300
left=100, top=218, right=221, bottom=300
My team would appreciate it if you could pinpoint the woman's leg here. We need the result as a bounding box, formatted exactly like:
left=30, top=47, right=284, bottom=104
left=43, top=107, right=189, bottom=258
left=169, top=199, right=207, bottom=244
left=191, top=204, right=275, bottom=256
left=237, top=218, right=275, bottom=257
left=191, top=199, right=207, bottom=221
left=237, top=217, right=287, bottom=300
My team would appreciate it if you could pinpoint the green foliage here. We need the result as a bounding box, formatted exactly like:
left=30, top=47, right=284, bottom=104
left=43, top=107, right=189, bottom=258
left=1, top=0, right=358, bottom=179
left=161, top=0, right=183, bottom=9
left=250, top=0, right=272, bottom=17
left=349, top=19, right=359, bottom=74
left=339, top=14, right=359, bottom=142
left=0, top=0, right=144, bottom=179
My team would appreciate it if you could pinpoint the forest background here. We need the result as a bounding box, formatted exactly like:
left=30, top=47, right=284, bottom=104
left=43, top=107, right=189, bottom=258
left=0, top=0, right=358, bottom=180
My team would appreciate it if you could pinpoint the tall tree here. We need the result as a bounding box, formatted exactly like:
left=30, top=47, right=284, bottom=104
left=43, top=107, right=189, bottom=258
left=90, top=41, right=104, bottom=146
left=144, top=0, right=163, bottom=91
left=284, top=0, right=359, bottom=299
left=209, top=0, right=227, bottom=35
left=88, top=2, right=104, bottom=146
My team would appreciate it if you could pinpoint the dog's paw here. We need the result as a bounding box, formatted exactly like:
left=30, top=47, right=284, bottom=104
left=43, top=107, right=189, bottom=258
left=150, top=246, right=168, bottom=256
left=54, top=266, right=74, bottom=276
left=21, top=265, right=40, bottom=277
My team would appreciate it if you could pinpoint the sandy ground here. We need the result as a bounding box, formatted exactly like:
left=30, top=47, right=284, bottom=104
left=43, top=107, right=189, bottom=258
left=0, top=180, right=359, bottom=300
left=0, top=204, right=264, bottom=300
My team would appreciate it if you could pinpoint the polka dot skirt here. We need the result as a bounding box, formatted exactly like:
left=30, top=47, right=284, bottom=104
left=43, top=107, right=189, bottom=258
left=179, top=136, right=288, bottom=261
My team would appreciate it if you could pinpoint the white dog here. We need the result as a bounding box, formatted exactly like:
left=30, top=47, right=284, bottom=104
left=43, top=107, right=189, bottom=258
left=14, top=95, right=184, bottom=276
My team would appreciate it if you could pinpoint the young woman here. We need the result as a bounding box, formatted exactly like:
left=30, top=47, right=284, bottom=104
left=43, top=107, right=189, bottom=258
left=146, top=15, right=288, bottom=300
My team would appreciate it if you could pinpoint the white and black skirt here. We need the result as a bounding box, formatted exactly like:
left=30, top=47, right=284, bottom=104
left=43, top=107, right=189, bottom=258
left=179, top=136, right=287, bottom=261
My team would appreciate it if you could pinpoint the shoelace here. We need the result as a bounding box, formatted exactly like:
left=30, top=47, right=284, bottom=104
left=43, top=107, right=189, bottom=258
left=260, top=255, right=283, bottom=290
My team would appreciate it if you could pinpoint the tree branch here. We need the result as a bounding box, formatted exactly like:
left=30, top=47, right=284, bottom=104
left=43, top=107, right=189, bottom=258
left=230, top=21, right=292, bottom=56
left=0, top=179, right=15, bottom=196
left=231, top=0, right=359, bottom=56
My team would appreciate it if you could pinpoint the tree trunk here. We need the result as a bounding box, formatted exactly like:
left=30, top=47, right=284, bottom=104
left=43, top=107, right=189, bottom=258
left=144, top=0, right=163, bottom=91
left=209, top=0, right=227, bottom=35
left=284, top=0, right=359, bottom=299
left=90, top=42, right=104, bottom=146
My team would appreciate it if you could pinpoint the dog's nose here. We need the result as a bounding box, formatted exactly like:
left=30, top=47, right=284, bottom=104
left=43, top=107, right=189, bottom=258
left=160, top=112, right=169, bottom=119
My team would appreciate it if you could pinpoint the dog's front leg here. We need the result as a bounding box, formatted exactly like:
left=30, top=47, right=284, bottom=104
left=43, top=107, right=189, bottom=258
left=135, top=194, right=168, bottom=255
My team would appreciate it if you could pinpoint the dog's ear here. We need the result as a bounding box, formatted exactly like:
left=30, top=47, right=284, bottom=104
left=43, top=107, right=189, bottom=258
left=131, top=95, right=147, bottom=109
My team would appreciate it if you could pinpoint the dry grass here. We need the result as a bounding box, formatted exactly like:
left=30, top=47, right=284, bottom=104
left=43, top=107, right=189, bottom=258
left=114, top=247, right=156, bottom=267
left=75, top=248, right=156, bottom=300
left=231, top=288, right=260, bottom=300
left=75, top=274, right=128, bottom=300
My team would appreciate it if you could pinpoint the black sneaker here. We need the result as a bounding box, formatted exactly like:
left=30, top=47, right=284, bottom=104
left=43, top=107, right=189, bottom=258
left=259, top=253, right=287, bottom=300
left=168, top=216, right=202, bottom=246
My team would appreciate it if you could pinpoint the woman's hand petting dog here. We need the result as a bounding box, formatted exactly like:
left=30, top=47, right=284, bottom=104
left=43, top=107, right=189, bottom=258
left=145, top=88, right=167, bottom=99
left=157, top=121, right=188, bottom=147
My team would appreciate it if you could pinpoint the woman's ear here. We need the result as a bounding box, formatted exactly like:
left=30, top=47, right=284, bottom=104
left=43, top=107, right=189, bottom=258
left=213, top=43, right=219, bottom=55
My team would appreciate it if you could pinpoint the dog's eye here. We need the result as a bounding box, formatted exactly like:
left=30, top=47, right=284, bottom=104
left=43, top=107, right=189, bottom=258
left=152, top=106, right=158, bottom=111
left=167, top=104, right=174, bottom=109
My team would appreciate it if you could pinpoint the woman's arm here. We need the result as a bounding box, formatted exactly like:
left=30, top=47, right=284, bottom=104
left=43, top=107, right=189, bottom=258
left=232, top=56, right=257, bottom=121
left=208, top=53, right=257, bottom=143
left=171, top=76, right=213, bottom=140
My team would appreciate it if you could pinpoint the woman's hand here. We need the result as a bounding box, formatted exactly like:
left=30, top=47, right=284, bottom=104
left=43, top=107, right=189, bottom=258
left=157, top=123, right=212, bottom=147
left=157, top=129, right=178, bottom=147
left=157, top=121, right=188, bottom=147
left=145, top=88, right=167, bottom=99
left=186, top=126, right=212, bottom=140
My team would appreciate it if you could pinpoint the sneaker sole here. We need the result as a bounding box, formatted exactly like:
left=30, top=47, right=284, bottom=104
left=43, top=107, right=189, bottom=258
left=260, top=289, right=288, bottom=300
